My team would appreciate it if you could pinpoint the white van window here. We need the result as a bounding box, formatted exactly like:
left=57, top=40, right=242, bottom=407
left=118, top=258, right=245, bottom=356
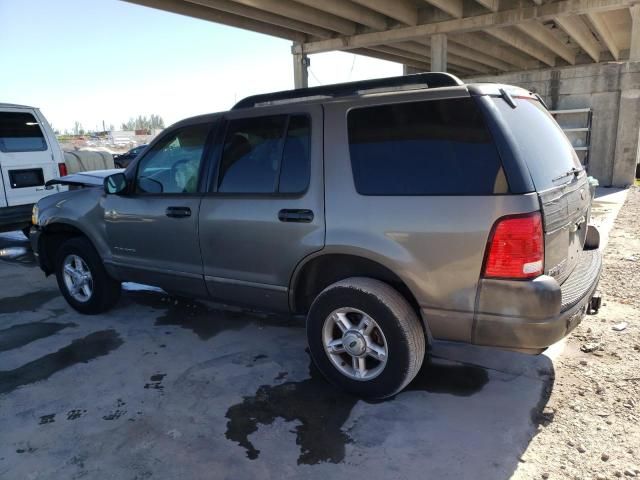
left=0, top=112, right=48, bottom=152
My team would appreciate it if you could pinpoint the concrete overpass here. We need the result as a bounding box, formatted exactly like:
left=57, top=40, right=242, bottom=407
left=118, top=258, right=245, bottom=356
left=124, top=0, right=640, bottom=186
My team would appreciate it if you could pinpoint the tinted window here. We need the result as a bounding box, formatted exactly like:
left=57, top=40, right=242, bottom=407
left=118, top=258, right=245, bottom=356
left=218, top=114, right=310, bottom=194
left=219, top=116, right=286, bottom=193
left=279, top=115, right=311, bottom=193
left=348, top=98, right=505, bottom=195
left=0, top=112, right=47, bottom=152
left=492, top=97, right=581, bottom=191
left=136, top=123, right=209, bottom=194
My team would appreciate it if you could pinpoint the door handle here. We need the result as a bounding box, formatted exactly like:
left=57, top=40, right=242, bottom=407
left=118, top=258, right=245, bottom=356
left=278, top=209, right=314, bottom=223
left=166, top=206, right=191, bottom=218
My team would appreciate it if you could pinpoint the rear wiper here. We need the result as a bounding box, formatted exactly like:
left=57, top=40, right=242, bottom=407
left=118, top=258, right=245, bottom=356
left=552, top=166, right=584, bottom=183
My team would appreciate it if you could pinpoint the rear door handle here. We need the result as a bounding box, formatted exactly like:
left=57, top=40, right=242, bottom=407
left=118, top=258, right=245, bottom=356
left=166, top=206, right=191, bottom=218
left=278, top=209, right=314, bottom=223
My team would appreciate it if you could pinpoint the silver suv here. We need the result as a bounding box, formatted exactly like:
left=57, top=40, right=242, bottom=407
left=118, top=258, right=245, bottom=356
left=31, top=73, right=602, bottom=399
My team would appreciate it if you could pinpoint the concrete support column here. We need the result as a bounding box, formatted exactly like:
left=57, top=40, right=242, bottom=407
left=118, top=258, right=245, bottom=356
left=292, top=43, right=309, bottom=89
left=612, top=87, right=640, bottom=186
left=431, top=34, right=447, bottom=72
left=631, top=5, right=640, bottom=61
left=403, top=65, right=421, bottom=75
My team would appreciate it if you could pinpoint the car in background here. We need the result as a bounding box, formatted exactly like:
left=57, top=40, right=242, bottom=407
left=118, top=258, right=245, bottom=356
left=0, top=103, right=66, bottom=237
left=113, top=144, right=148, bottom=168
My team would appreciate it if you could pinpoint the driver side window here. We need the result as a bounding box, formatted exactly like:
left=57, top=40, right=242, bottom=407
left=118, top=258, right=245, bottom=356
left=136, top=123, right=210, bottom=194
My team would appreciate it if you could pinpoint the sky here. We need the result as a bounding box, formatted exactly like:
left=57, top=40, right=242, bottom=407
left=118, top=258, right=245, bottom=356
left=0, top=0, right=402, bottom=133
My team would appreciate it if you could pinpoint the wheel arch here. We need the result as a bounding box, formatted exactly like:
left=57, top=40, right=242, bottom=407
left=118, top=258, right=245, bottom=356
left=289, top=252, right=427, bottom=333
left=38, top=221, right=98, bottom=275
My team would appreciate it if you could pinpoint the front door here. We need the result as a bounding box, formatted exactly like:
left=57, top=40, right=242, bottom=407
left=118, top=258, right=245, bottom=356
left=199, top=105, right=325, bottom=312
left=104, top=121, right=214, bottom=297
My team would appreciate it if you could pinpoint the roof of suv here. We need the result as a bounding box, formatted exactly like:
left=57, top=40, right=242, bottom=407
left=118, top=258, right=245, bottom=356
left=169, top=73, right=538, bottom=130
left=0, top=102, right=36, bottom=109
left=231, top=73, right=536, bottom=111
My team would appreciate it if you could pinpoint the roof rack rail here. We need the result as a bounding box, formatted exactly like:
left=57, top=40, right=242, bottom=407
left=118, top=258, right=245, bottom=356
left=232, top=72, right=463, bottom=110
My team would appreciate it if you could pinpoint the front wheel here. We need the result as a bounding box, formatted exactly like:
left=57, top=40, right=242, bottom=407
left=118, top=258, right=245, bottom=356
left=306, top=277, right=426, bottom=399
left=55, top=237, right=121, bottom=314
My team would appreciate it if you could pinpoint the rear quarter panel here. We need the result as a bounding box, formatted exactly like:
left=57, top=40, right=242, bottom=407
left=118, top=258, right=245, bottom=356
left=323, top=90, right=540, bottom=342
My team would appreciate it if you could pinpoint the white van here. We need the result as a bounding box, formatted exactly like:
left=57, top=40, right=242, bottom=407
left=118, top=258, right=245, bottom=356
left=0, top=103, right=65, bottom=236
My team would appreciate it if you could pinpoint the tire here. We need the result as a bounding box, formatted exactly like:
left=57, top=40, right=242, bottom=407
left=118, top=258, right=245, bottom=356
left=54, top=237, right=121, bottom=314
left=306, top=277, right=426, bottom=399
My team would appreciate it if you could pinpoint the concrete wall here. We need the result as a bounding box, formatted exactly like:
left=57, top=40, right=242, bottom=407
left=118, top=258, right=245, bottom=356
left=462, top=61, right=640, bottom=187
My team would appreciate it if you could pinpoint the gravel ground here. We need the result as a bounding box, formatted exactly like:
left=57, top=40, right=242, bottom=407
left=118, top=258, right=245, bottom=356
left=514, top=186, right=640, bottom=480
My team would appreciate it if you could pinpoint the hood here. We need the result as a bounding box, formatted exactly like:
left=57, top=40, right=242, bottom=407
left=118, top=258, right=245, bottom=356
left=45, top=169, right=125, bottom=188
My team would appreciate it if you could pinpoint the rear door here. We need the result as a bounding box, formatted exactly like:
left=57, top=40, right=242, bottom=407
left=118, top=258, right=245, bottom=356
left=492, top=97, right=590, bottom=283
left=0, top=109, right=58, bottom=206
left=198, top=104, right=324, bottom=312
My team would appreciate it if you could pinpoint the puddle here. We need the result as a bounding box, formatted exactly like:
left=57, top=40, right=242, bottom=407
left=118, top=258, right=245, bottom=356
left=225, top=362, right=357, bottom=465
left=0, top=329, right=123, bottom=395
left=0, top=321, right=76, bottom=352
left=125, top=291, right=300, bottom=341
left=225, top=358, right=489, bottom=464
left=0, top=290, right=60, bottom=314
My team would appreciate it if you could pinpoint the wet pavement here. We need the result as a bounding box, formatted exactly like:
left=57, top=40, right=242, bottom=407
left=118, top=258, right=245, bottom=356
left=0, top=231, right=557, bottom=479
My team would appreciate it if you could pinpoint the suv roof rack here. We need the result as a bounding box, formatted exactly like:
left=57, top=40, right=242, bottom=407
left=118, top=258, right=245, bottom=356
left=232, top=72, right=464, bottom=110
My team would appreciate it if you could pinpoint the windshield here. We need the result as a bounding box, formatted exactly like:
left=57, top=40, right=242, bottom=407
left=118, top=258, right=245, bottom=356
left=492, top=97, right=582, bottom=191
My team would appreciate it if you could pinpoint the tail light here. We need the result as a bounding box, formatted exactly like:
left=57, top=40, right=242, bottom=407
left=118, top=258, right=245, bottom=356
left=58, top=162, right=68, bottom=177
left=483, top=212, right=544, bottom=279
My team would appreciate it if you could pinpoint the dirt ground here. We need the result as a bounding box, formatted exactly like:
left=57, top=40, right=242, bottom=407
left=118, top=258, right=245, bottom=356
left=514, top=187, right=640, bottom=480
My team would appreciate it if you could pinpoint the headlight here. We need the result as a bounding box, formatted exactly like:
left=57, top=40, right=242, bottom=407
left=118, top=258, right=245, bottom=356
left=32, top=204, right=39, bottom=225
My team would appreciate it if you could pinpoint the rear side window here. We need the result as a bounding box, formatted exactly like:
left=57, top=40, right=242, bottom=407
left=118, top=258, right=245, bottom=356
left=0, top=112, right=47, bottom=152
left=218, top=114, right=310, bottom=194
left=492, top=97, right=581, bottom=191
left=348, top=98, right=505, bottom=195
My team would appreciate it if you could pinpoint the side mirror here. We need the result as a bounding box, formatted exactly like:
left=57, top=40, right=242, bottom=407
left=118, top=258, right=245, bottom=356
left=104, top=172, right=128, bottom=195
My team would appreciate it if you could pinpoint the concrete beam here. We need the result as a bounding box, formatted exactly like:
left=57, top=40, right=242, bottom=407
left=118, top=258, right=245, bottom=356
left=350, top=0, right=418, bottom=26
left=555, top=15, right=601, bottom=62
left=185, top=0, right=332, bottom=38
left=291, top=0, right=388, bottom=31
left=475, top=0, right=499, bottom=11
left=587, top=12, right=620, bottom=59
left=230, top=0, right=357, bottom=35
left=631, top=4, right=640, bottom=60
left=515, top=21, right=577, bottom=64
left=292, top=43, right=308, bottom=89
left=124, top=0, right=306, bottom=41
left=375, top=42, right=490, bottom=73
left=431, top=33, right=448, bottom=71
left=486, top=27, right=557, bottom=65
left=453, top=32, right=539, bottom=69
left=411, top=38, right=512, bottom=70
left=421, top=0, right=463, bottom=18
left=295, top=0, right=636, bottom=55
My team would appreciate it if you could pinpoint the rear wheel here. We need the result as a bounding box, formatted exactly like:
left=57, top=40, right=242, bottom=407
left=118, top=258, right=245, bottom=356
left=55, top=237, right=121, bottom=314
left=306, top=277, right=426, bottom=399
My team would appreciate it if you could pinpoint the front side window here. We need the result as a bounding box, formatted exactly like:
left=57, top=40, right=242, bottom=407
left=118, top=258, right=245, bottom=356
left=0, top=112, right=47, bottom=152
left=348, top=98, right=506, bottom=195
left=136, top=123, right=210, bottom=194
left=217, top=114, right=310, bottom=194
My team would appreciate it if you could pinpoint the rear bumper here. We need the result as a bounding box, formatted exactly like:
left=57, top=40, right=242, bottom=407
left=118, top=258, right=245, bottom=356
left=472, top=248, right=602, bottom=353
left=0, top=204, right=33, bottom=233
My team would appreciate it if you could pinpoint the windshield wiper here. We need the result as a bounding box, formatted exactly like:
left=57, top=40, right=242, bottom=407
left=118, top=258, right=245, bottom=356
left=552, top=166, right=584, bottom=183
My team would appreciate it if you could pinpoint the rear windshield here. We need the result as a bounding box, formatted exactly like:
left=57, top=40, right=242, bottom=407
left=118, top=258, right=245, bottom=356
left=0, top=112, right=47, bottom=153
left=347, top=97, right=507, bottom=196
left=492, top=97, right=581, bottom=191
